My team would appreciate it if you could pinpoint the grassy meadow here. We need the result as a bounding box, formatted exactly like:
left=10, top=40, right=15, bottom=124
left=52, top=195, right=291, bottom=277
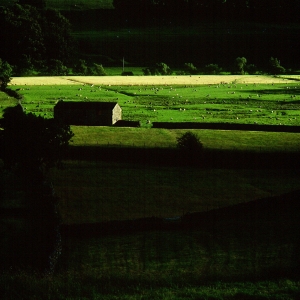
left=2, top=75, right=300, bottom=299
left=49, top=162, right=300, bottom=224
left=8, top=75, right=300, bottom=126
left=69, top=126, right=300, bottom=152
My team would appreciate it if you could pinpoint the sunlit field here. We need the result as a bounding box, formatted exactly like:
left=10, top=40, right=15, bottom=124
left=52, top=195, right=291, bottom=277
left=7, top=75, right=300, bottom=127
left=10, top=74, right=299, bottom=86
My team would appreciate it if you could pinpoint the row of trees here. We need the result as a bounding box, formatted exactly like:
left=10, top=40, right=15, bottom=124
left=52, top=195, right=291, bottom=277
left=113, top=0, right=300, bottom=23
left=0, top=4, right=75, bottom=76
left=142, top=57, right=287, bottom=76
left=0, top=56, right=287, bottom=85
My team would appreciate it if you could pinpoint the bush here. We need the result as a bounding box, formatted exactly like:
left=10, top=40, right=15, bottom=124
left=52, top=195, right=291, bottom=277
left=0, top=58, right=13, bottom=90
left=73, top=59, right=88, bottom=75
left=184, top=63, right=198, bottom=75
left=94, top=63, right=107, bottom=76
left=204, top=64, right=222, bottom=75
left=142, top=62, right=172, bottom=76
left=246, top=64, right=258, bottom=75
left=269, top=57, right=285, bottom=74
left=234, top=57, right=247, bottom=75
left=176, top=131, right=203, bottom=153
left=176, top=131, right=203, bottom=165
left=47, top=59, right=68, bottom=76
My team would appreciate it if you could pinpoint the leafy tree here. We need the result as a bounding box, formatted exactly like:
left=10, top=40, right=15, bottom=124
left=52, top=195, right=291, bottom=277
left=0, top=59, right=13, bottom=90
left=142, top=62, right=172, bottom=76
left=269, top=57, right=285, bottom=75
left=0, top=105, right=74, bottom=171
left=41, top=9, right=75, bottom=64
left=234, top=57, right=247, bottom=74
left=73, top=59, right=88, bottom=75
left=177, top=131, right=203, bottom=153
left=176, top=131, right=203, bottom=165
left=94, top=63, right=108, bottom=76
left=142, top=68, right=153, bottom=76
left=0, top=4, right=45, bottom=68
left=47, top=59, right=68, bottom=76
left=184, top=63, right=198, bottom=75
left=246, top=63, right=258, bottom=75
left=0, top=4, right=75, bottom=72
left=204, top=63, right=222, bottom=75
left=155, top=62, right=172, bottom=75
left=16, top=54, right=35, bottom=76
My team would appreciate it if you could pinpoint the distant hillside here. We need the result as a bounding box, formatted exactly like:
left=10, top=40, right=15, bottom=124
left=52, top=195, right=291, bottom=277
left=0, top=0, right=114, bottom=10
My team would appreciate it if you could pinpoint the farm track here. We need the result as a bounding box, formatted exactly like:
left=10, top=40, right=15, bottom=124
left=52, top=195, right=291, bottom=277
left=10, top=75, right=300, bottom=86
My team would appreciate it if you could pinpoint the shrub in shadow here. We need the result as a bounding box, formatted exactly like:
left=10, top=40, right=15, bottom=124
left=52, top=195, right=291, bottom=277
left=176, top=131, right=203, bottom=166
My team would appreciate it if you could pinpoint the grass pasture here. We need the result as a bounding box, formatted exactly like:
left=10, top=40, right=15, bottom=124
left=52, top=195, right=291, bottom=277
left=8, top=75, right=300, bottom=127
left=70, top=126, right=300, bottom=152
left=2, top=75, right=300, bottom=299
left=49, top=162, right=300, bottom=224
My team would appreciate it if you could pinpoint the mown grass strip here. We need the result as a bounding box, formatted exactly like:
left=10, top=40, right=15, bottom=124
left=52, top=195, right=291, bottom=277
left=70, top=126, right=300, bottom=152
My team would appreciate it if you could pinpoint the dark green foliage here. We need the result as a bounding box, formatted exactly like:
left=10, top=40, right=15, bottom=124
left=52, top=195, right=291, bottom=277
left=142, top=67, right=153, bottom=76
left=0, top=58, right=13, bottom=90
left=142, top=62, right=172, bottom=76
left=16, top=54, right=35, bottom=76
left=0, top=4, right=75, bottom=72
left=73, top=59, right=88, bottom=75
left=204, top=64, right=222, bottom=75
left=246, top=64, right=258, bottom=75
left=94, top=63, right=108, bottom=76
left=269, top=57, right=286, bottom=75
left=234, top=57, right=247, bottom=75
left=184, top=63, right=198, bottom=75
left=155, top=62, right=172, bottom=75
left=47, top=59, right=68, bottom=76
left=176, top=131, right=203, bottom=165
left=0, top=4, right=44, bottom=68
left=40, top=8, right=75, bottom=64
left=0, top=105, right=74, bottom=171
left=176, top=131, right=203, bottom=153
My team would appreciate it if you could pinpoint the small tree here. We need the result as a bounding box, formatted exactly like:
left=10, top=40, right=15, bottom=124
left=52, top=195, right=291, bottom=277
left=47, top=59, right=68, bottom=75
left=94, top=63, right=107, bottom=76
left=155, top=62, right=172, bottom=75
left=246, top=64, right=258, bottom=75
left=234, top=57, right=247, bottom=74
left=269, top=57, right=285, bottom=74
left=204, top=63, right=222, bottom=75
left=184, top=63, right=198, bottom=75
left=73, top=59, right=88, bottom=75
left=0, top=58, right=13, bottom=90
left=176, top=131, right=203, bottom=165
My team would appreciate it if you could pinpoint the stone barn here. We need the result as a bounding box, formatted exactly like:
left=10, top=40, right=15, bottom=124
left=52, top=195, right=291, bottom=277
left=54, top=101, right=122, bottom=126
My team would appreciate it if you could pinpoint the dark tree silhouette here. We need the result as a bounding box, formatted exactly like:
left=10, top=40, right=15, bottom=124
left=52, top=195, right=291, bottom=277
left=0, top=105, right=74, bottom=171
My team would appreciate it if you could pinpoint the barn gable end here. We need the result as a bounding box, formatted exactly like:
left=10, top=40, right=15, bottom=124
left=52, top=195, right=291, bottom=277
left=54, top=101, right=122, bottom=126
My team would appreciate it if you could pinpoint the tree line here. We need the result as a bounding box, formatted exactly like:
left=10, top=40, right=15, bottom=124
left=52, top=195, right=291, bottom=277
left=0, top=3, right=75, bottom=76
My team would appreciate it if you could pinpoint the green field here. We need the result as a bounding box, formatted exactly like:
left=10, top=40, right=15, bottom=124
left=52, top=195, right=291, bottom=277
left=2, top=76, right=300, bottom=299
left=69, top=126, right=300, bottom=152
left=49, top=161, right=300, bottom=224
left=8, top=81, right=300, bottom=126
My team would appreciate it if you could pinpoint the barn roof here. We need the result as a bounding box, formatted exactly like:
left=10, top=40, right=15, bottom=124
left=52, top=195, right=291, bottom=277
left=54, top=101, right=120, bottom=110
